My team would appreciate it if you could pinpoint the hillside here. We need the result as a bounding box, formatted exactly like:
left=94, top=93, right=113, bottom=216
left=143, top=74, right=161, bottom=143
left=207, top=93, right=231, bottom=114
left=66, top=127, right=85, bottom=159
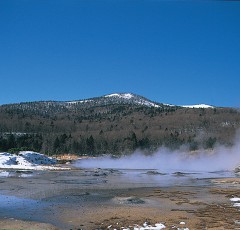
left=0, top=93, right=239, bottom=156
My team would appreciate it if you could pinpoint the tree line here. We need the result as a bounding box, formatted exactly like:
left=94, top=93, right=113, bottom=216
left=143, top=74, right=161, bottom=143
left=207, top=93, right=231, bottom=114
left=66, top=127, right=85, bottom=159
left=0, top=131, right=217, bottom=156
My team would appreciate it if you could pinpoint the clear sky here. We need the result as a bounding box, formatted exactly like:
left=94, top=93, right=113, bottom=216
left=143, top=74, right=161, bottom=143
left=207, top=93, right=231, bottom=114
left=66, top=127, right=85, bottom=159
left=0, top=1, right=239, bottom=107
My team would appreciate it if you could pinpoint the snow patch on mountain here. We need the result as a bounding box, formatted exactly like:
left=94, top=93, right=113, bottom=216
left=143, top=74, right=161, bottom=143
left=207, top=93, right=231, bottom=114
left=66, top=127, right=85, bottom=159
left=163, top=103, right=175, bottom=107
left=64, top=93, right=162, bottom=108
left=0, top=151, right=58, bottom=170
left=66, top=99, right=93, bottom=104
left=181, top=104, right=214, bottom=109
left=142, top=101, right=160, bottom=108
left=104, top=93, right=161, bottom=107
left=105, top=93, right=134, bottom=100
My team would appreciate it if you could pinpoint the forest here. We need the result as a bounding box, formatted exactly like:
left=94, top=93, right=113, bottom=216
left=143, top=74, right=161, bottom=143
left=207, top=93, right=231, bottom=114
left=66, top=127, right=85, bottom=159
left=0, top=100, right=239, bottom=156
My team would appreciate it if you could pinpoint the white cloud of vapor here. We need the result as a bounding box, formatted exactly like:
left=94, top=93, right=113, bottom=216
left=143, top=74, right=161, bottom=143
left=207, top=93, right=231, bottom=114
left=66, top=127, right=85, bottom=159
left=75, top=132, right=240, bottom=172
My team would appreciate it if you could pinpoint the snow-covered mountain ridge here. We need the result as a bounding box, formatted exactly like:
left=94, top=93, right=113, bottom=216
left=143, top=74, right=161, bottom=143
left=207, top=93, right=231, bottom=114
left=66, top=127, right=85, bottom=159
left=67, top=93, right=214, bottom=108
left=0, top=93, right=215, bottom=115
left=49, top=92, right=214, bottom=108
left=66, top=93, right=161, bottom=108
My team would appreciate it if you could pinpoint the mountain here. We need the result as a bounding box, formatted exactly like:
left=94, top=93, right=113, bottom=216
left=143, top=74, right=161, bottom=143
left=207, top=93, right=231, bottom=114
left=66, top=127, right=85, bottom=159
left=66, top=93, right=162, bottom=108
left=0, top=93, right=165, bottom=116
left=0, top=93, right=239, bottom=156
left=0, top=92, right=216, bottom=116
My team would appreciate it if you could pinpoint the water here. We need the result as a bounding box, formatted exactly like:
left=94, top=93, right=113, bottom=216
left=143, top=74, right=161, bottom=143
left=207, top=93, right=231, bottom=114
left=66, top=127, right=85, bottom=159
left=89, top=168, right=237, bottom=188
left=0, top=166, right=238, bottom=229
left=0, top=194, right=52, bottom=222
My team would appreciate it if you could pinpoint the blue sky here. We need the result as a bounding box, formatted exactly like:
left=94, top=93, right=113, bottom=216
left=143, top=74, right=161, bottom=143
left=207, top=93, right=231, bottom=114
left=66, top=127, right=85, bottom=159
left=0, top=1, right=239, bottom=107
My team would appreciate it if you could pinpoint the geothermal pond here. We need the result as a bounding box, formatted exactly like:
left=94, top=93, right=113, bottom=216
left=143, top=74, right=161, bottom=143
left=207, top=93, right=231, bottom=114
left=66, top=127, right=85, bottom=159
left=0, top=160, right=239, bottom=229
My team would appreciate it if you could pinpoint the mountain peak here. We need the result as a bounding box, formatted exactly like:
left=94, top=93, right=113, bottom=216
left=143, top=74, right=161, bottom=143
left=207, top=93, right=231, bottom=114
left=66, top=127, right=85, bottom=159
left=66, top=92, right=162, bottom=108
left=101, top=92, right=161, bottom=108
left=104, top=93, right=134, bottom=100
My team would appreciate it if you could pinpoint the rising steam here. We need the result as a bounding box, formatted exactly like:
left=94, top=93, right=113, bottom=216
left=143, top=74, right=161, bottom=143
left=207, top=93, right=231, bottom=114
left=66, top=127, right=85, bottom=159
left=75, top=132, right=240, bottom=172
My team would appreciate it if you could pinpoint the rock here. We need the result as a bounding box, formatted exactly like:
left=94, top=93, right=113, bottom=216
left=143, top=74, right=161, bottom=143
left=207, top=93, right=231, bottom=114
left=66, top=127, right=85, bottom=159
left=145, top=170, right=166, bottom=175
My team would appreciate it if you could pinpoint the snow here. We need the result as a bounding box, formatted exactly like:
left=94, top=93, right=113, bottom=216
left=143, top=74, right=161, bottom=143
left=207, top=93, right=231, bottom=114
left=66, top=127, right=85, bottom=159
left=63, top=93, right=218, bottom=110
left=67, top=101, right=82, bottom=104
left=163, top=103, right=175, bottom=107
left=105, top=93, right=134, bottom=99
left=104, top=93, right=213, bottom=109
left=0, top=171, right=11, bottom=177
left=104, top=93, right=161, bottom=108
left=230, top=197, right=240, bottom=202
left=0, top=151, right=58, bottom=170
left=140, top=101, right=160, bottom=108
left=133, top=223, right=166, bottom=230
left=181, top=104, right=214, bottom=109
left=230, top=197, right=240, bottom=209
left=233, top=203, right=240, bottom=207
left=67, top=99, right=93, bottom=104
left=106, top=222, right=167, bottom=230
left=0, top=171, right=33, bottom=178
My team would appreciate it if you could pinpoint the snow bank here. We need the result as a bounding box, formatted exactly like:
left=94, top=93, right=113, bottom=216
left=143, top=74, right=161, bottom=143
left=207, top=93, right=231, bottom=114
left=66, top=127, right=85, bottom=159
left=0, top=151, right=57, bottom=170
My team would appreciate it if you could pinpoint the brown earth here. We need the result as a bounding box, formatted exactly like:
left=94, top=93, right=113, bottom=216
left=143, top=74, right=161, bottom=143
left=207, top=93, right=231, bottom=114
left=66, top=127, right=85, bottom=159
left=56, top=186, right=240, bottom=229
left=0, top=219, right=57, bottom=230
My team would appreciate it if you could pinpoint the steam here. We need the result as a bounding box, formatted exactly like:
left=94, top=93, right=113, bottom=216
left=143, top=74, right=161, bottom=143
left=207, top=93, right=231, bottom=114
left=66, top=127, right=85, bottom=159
left=75, top=132, right=240, bottom=172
